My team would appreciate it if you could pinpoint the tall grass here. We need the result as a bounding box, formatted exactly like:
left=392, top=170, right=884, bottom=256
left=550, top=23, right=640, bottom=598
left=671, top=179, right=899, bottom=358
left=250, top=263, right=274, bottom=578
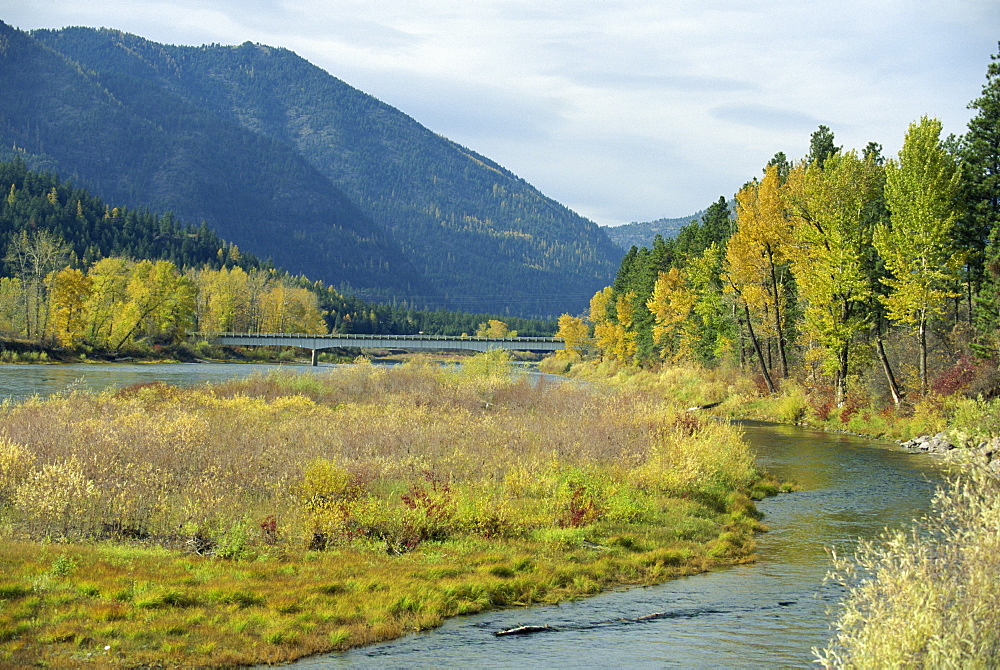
left=0, top=354, right=767, bottom=665
left=0, top=357, right=758, bottom=551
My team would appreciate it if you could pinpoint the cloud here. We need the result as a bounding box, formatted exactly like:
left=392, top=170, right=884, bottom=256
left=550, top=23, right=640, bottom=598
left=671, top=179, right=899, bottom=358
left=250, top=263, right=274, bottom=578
left=709, top=103, right=824, bottom=132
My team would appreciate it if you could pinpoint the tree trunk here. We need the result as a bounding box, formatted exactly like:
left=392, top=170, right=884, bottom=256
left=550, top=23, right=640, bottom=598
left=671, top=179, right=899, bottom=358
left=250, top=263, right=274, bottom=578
left=876, top=335, right=903, bottom=406
left=744, top=303, right=776, bottom=394
left=834, top=345, right=849, bottom=408
left=918, top=313, right=928, bottom=394
left=766, top=247, right=789, bottom=377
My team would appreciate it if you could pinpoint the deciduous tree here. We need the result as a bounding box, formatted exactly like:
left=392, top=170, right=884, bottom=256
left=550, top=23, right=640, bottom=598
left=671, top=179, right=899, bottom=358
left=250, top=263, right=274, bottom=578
left=785, top=151, right=884, bottom=405
left=725, top=164, right=793, bottom=381
left=646, top=267, right=696, bottom=362
left=3, top=230, right=71, bottom=339
left=555, top=313, right=589, bottom=360
left=46, top=267, right=92, bottom=347
left=874, top=117, right=964, bottom=393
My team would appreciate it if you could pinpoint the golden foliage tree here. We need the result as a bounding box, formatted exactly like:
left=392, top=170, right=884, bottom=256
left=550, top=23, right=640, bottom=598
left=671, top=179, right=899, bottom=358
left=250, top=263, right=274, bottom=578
left=46, top=267, right=93, bottom=347
left=112, top=260, right=197, bottom=349
left=646, top=268, right=696, bottom=362
left=259, top=284, right=327, bottom=334
left=555, top=313, right=589, bottom=360
left=84, top=257, right=132, bottom=348
left=725, top=164, right=794, bottom=387
left=476, top=319, right=516, bottom=338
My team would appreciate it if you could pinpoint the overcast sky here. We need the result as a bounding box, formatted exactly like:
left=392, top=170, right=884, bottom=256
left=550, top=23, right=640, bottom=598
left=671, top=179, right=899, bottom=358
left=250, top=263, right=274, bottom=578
left=5, top=1, right=999, bottom=226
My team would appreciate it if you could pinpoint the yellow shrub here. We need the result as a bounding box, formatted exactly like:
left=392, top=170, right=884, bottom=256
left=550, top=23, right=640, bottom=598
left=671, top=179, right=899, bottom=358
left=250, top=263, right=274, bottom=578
left=15, top=457, right=97, bottom=536
left=0, top=437, right=33, bottom=504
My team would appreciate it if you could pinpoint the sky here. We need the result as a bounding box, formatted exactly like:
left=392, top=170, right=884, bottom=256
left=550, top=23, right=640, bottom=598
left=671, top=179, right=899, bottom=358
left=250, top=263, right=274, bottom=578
left=5, top=1, right=999, bottom=226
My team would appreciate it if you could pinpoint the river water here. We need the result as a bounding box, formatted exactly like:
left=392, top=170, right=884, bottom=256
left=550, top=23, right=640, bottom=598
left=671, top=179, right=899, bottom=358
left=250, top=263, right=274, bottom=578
left=0, top=361, right=337, bottom=403
left=0, top=363, right=949, bottom=667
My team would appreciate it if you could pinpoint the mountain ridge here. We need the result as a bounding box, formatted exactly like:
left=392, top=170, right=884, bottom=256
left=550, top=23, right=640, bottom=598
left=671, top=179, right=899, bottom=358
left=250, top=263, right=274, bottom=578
left=1, top=23, right=620, bottom=316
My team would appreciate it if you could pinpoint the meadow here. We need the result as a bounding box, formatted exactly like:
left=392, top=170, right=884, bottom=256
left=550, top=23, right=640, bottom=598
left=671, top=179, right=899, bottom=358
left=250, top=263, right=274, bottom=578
left=0, top=353, right=769, bottom=666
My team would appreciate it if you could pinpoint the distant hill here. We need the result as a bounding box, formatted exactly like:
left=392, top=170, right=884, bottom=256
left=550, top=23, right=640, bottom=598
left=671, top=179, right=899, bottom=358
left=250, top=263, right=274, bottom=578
left=602, top=213, right=702, bottom=250
left=0, top=23, right=620, bottom=317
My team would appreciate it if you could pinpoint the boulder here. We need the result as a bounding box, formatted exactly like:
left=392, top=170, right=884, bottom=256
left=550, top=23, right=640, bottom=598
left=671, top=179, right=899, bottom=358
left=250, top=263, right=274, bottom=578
left=902, top=432, right=956, bottom=454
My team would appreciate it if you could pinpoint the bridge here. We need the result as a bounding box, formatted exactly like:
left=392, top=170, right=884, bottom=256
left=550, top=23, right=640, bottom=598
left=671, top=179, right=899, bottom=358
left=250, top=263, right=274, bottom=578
left=201, top=332, right=565, bottom=365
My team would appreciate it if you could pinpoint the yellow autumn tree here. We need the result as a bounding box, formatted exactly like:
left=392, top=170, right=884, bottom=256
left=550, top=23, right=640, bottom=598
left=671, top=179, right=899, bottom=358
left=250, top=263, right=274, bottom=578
left=594, top=291, right=637, bottom=363
left=646, top=267, right=697, bottom=362
left=554, top=313, right=589, bottom=360
left=83, top=257, right=132, bottom=348
left=112, top=260, right=196, bottom=349
left=259, top=285, right=327, bottom=334
left=476, top=319, right=517, bottom=338
left=587, top=286, right=626, bottom=363
left=46, top=267, right=92, bottom=346
left=725, top=164, right=794, bottom=387
left=194, top=266, right=252, bottom=333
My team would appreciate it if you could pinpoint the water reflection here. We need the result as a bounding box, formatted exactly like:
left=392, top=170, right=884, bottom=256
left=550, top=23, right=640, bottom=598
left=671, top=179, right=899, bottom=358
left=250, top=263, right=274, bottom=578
left=0, top=362, right=340, bottom=403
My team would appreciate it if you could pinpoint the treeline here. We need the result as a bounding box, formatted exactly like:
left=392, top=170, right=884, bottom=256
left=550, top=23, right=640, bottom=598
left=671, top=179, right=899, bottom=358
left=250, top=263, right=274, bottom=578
left=559, top=47, right=1000, bottom=407
left=0, top=159, right=256, bottom=272
left=1, top=248, right=328, bottom=349
left=0, top=160, right=556, bottom=349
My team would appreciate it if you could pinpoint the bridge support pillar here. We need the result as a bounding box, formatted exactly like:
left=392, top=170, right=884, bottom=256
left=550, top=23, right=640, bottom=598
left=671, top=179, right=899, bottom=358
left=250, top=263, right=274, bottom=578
left=311, top=349, right=318, bottom=366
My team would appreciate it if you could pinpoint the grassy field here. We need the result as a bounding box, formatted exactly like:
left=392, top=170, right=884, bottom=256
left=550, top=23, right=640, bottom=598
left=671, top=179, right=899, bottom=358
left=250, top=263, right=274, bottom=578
left=0, top=353, right=772, bottom=666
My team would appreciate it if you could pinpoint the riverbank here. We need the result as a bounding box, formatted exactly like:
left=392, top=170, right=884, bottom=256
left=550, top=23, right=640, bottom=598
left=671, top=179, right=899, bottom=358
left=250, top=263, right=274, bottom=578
left=0, top=335, right=542, bottom=368
left=0, top=353, right=773, bottom=666
left=554, top=358, right=1000, bottom=455
left=547, top=361, right=1000, bottom=665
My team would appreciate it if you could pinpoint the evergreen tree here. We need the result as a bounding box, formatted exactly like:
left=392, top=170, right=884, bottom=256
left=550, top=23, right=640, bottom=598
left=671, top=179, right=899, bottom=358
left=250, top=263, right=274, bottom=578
left=973, top=225, right=1000, bottom=359
left=963, top=43, right=1000, bottom=321
left=808, top=125, right=841, bottom=168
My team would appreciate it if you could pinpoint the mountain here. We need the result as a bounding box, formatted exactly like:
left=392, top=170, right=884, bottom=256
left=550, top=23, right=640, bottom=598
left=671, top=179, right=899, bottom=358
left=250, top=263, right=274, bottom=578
left=0, top=23, right=620, bottom=316
left=602, top=213, right=702, bottom=251
left=0, top=22, right=427, bottom=301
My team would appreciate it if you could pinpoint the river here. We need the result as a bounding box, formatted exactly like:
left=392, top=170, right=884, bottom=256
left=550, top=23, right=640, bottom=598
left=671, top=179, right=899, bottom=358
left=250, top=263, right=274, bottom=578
left=0, top=361, right=336, bottom=403
left=0, top=363, right=949, bottom=667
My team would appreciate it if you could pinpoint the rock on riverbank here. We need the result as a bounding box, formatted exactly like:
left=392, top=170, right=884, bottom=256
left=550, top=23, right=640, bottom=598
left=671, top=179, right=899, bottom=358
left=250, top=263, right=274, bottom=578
left=902, top=432, right=1000, bottom=475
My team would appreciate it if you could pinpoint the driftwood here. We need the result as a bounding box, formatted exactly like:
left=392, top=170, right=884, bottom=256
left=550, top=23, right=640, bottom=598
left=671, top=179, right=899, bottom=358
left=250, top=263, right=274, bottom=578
left=686, top=401, right=722, bottom=411
left=493, top=625, right=555, bottom=637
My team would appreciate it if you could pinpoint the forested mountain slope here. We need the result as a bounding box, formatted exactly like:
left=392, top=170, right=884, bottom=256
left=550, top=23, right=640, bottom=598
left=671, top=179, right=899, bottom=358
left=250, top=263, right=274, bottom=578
left=0, top=22, right=619, bottom=316
left=0, top=22, right=429, bottom=302
left=603, top=213, right=702, bottom=250
left=0, top=159, right=265, bottom=270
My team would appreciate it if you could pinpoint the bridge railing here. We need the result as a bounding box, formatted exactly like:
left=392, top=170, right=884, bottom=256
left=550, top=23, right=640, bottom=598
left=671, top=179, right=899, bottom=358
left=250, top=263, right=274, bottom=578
left=196, top=332, right=564, bottom=343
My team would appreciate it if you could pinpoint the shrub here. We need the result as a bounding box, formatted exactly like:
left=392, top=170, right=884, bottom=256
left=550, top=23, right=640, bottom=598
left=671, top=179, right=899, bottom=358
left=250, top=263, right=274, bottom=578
left=0, top=437, right=33, bottom=505
left=14, top=457, right=97, bottom=537
left=930, top=354, right=985, bottom=396
left=772, top=383, right=809, bottom=423
left=816, top=461, right=1000, bottom=667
